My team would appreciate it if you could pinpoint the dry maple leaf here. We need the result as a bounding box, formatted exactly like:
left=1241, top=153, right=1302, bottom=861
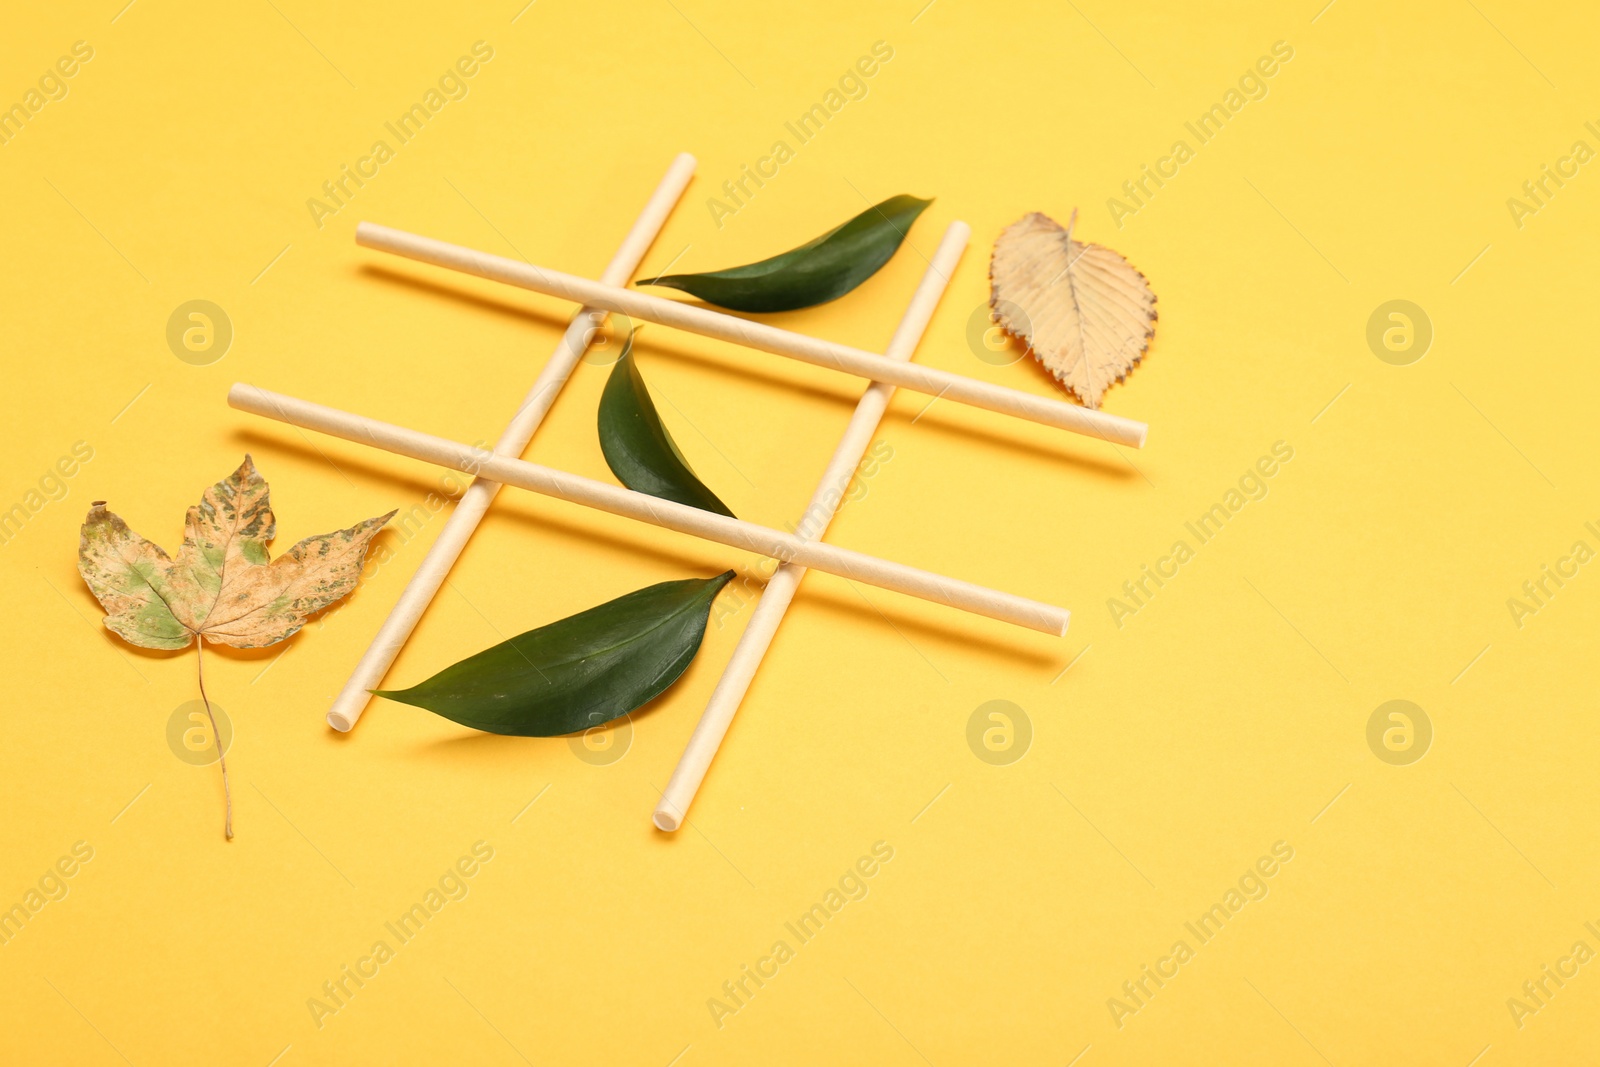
left=989, top=209, right=1157, bottom=409
left=78, top=455, right=394, bottom=838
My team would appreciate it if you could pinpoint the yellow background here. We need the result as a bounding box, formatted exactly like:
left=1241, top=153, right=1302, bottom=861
left=3, top=0, right=1597, bottom=1063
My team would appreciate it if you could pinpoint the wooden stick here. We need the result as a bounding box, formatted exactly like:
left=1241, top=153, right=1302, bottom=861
left=227, top=383, right=1072, bottom=637
left=326, top=153, right=697, bottom=732
left=355, top=221, right=1148, bottom=448
left=654, top=221, right=970, bottom=832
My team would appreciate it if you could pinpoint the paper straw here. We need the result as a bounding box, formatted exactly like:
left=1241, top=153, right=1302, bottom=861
left=654, top=221, right=971, bottom=832
left=325, top=153, right=697, bottom=732
left=228, top=383, right=1072, bottom=637
left=356, top=221, right=1148, bottom=448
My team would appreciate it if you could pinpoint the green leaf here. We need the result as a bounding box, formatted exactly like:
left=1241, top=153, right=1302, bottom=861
left=638, top=194, right=933, bottom=312
left=373, top=572, right=735, bottom=736
left=599, top=337, right=735, bottom=518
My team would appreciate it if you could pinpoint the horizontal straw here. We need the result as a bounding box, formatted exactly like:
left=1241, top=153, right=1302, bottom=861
left=655, top=220, right=971, bottom=832
left=325, top=153, right=697, bottom=732
left=228, top=382, right=1071, bottom=637
left=355, top=221, right=1148, bottom=448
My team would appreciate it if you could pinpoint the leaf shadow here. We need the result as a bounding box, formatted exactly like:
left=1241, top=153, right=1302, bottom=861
left=398, top=642, right=710, bottom=760
left=201, top=642, right=283, bottom=664
left=106, top=632, right=188, bottom=662
left=408, top=719, right=607, bottom=757
left=48, top=559, right=229, bottom=664
left=409, top=725, right=553, bottom=758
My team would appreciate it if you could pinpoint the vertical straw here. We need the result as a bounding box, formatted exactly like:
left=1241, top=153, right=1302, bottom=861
left=327, top=153, right=698, bottom=732
left=653, top=221, right=972, bottom=831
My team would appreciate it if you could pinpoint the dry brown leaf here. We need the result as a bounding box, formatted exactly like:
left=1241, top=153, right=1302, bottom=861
left=989, top=210, right=1157, bottom=409
left=77, top=455, right=393, bottom=838
left=79, top=455, right=393, bottom=651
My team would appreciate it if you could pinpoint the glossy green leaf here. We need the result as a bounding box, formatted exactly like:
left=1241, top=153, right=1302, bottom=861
left=373, top=572, right=735, bottom=736
left=638, top=194, right=933, bottom=312
left=599, top=337, right=736, bottom=518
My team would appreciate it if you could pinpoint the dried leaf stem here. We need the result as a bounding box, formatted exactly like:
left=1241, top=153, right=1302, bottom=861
left=196, top=641, right=232, bottom=840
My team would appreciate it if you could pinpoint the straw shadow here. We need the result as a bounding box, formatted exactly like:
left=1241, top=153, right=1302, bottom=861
left=629, top=332, right=875, bottom=409
left=358, top=263, right=572, bottom=334
left=633, top=334, right=1142, bottom=485
left=879, top=403, right=1142, bottom=484
left=484, top=500, right=1067, bottom=674
left=356, top=263, right=1143, bottom=484
left=233, top=427, right=460, bottom=500
left=235, top=426, right=730, bottom=580
left=356, top=265, right=864, bottom=417
left=780, top=583, right=1062, bottom=672
left=482, top=496, right=746, bottom=577
left=232, top=428, right=1067, bottom=668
